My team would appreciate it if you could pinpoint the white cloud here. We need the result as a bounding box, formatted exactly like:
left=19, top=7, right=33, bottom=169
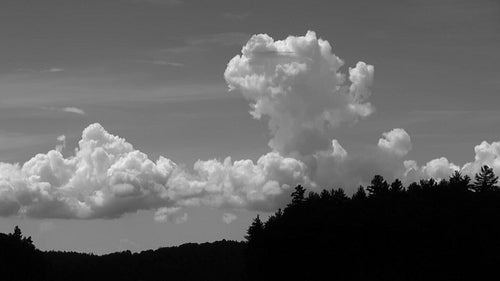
left=378, top=128, right=412, bottom=157
left=62, top=107, right=86, bottom=115
left=224, top=31, right=374, bottom=156
left=222, top=213, right=237, bottom=224
left=0, top=123, right=311, bottom=219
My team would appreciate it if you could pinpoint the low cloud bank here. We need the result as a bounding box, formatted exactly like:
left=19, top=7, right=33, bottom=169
left=0, top=124, right=311, bottom=218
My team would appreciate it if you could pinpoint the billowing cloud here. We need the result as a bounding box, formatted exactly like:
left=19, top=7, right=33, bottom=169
left=407, top=140, right=500, bottom=182
left=0, top=123, right=311, bottom=219
left=225, top=31, right=374, bottom=156
left=378, top=128, right=412, bottom=157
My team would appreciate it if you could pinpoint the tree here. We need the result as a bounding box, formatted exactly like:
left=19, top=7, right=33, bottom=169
left=320, top=189, right=331, bottom=200
left=367, top=175, right=389, bottom=196
left=352, top=186, right=367, bottom=201
left=290, top=185, right=306, bottom=206
left=11, top=226, right=22, bottom=241
left=389, top=179, right=404, bottom=194
left=473, top=165, right=499, bottom=193
left=332, top=188, right=348, bottom=203
left=449, top=171, right=471, bottom=192
left=420, top=178, right=437, bottom=192
left=245, top=215, right=264, bottom=242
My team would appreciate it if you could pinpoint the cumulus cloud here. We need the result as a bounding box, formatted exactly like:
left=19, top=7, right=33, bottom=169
left=222, top=213, right=237, bottom=224
left=225, top=31, right=374, bottom=156
left=407, top=140, right=500, bottom=182
left=378, top=128, right=412, bottom=157
left=0, top=123, right=311, bottom=219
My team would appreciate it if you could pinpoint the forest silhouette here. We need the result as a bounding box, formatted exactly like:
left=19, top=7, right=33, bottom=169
left=1, top=165, right=500, bottom=280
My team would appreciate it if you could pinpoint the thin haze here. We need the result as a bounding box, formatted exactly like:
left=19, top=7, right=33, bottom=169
left=0, top=0, right=499, bottom=254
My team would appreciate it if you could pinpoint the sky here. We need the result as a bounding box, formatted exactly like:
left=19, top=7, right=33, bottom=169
left=0, top=0, right=499, bottom=254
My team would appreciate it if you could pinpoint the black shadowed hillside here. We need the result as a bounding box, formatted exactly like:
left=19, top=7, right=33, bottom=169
left=2, top=165, right=500, bottom=281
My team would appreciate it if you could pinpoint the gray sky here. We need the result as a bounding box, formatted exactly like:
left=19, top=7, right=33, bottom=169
left=0, top=0, right=499, bottom=254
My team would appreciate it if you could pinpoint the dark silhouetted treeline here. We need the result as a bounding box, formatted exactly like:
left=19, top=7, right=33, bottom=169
left=246, top=166, right=500, bottom=280
left=0, top=229, right=246, bottom=281
left=2, top=165, right=500, bottom=280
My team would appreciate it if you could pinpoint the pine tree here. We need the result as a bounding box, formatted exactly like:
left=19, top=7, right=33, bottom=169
left=332, top=188, right=348, bottom=203
left=449, top=170, right=471, bottom=192
left=290, top=185, right=306, bottom=205
left=352, top=186, right=367, bottom=201
left=245, top=215, right=264, bottom=242
left=389, top=179, right=404, bottom=194
left=473, top=165, right=499, bottom=192
left=11, top=226, right=22, bottom=241
left=367, top=175, right=389, bottom=196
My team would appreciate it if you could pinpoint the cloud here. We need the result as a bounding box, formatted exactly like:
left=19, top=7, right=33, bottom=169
left=158, top=32, right=251, bottom=59
left=154, top=207, right=187, bottom=223
left=133, top=60, right=185, bottom=67
left=174, top=212, right=188, bottom=224
left=186, top=32, right=250, bottom=47
left=0, top=123, right=311, bottom=219
left=47, top=68, right=64, bottom=73
left=154, top=207, right=187, bottom=224
left=56, top=135, right=66, bottom=152
left=62, top=107, right=86, bottom=115
left=222, top=213, right=237, bottom=224
left=224, top=31, right=374, bottom=156
left=0, top=31, right=498, bottom=220
left=378, top=128, right=412, bottom=157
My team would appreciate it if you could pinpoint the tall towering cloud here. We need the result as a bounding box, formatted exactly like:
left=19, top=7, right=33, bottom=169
left=224, top=31, right=374, bottom=156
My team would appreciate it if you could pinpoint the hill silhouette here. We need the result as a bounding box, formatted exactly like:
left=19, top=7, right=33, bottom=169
left=1, top=166, right=500, bottom=280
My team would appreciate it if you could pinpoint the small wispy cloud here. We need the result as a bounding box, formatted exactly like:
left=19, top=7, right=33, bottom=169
left=222, top=213, right=237, bottom=224
left=174, top=213, right=188, bottom=224
left=134, top=59, right=185, bottom=67
left=154, top=207, right=188, bottom=224
left=186, top=32, right=250, bottom=47
left=15, top=67, right=65, bottom=74
left=47, top=68, right=64, bottom=73
left=62, top=107, right=86, bottom=115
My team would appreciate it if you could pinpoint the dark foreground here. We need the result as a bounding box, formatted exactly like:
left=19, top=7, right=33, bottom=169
left=2, top=169, right=500, bottom=281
